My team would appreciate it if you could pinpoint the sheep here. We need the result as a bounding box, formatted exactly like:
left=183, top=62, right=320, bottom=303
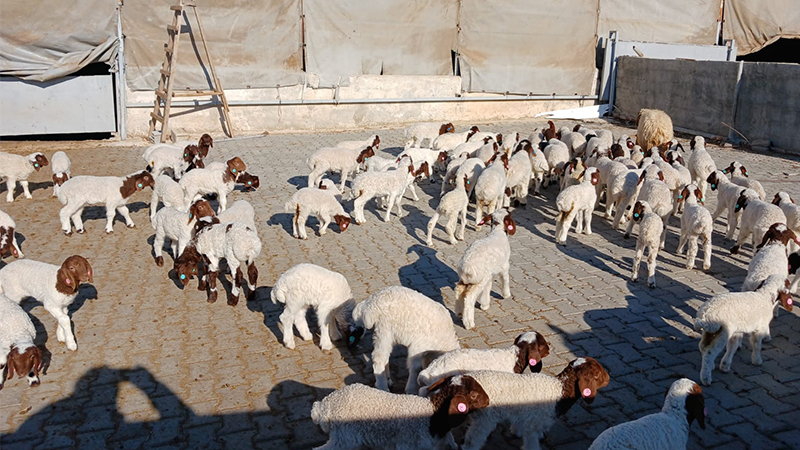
left=364, top=154, right=398, bottom=173
left=541, top=120, right=557, bottom=141
left=589, top=378, right=706, bottom=450
left=504, top=145, right=533, bottom=207
left=0, top=294, right=43, bottom=390
left=0, top=151, right=49, bottom=202
left=559, top=131, right=587, bottom=159
left=179, top=157, right=247, bottom=213
left=0, top=209, right=24, bottom=259
left=460, top=357, right=610, bottom=450
left=417, top=331, right=550, bottom=394
left=636, top=108, right=673, bottom=152
left=684, top=136, right=716, bottom=198
left=629, top=201, right=664, bottom=288
left=310, top=375, right=489, bottom=450
left=50, top=151, right=71, bottom=197
left=0, top=255, right=93, bottom=351
left=471, top=139, right=499, bottom=165
left=572, top=123, right=596, bottom=138
left=335, top=134, right=380, bottom=152
left=707, top=171, right=745, bottom=240
left=473, top=153, right=509, bottom=224
left=455, top=209, right=516, bottom=330
left=307, top=146, right=375, bottom=191
left=404, top=122, right=455, bottom=148
left=741, top=223, right=799, bottom=293
left=426, top=174, right=470, bottom=246
left=554, top=167, right=600, bottom=245
left=676, top=185, right=713, bottom=271
left=558, top=158, right=585, bottom=192
left=352, top=285, right=460, bottom=393
left=432, top=126, right=481, bottom=152
left=500, top=131, right=521, bottom=155
left=237, top=172, right=259, bottom=192
left=270, top=264, right=363, bottom=351
left=722, top=161, right=766, bottom=200
left=605, top=167, right=645, bottom=230
left=284, top=186, right=350, bottom=239
left=453, top=157, right=485, bottom=198
left=624, top=166, right=672, bottom=248
left=730, top=188, right=787, bottom=255
left=440, top=154, right=468, bottom=196
left=142, top=143, right=202, bottom=180
left=695, top=274, right=793, bottom=385
left=520, top=140, right=549, bottom=195
left=57, top=171, right=155, bottom=235
left=151, top=199, right=216, bottom=267
left=150, top=174, right=186, bottom=220
left=630, top=144, right=645, bottom=165
left=350, top=158, right=428, bottom=224
left=773, top=191, right=800, bottom=252
left=588, top=150, right=628, bottom=217
left=397, top=147, right=447, bottom=199
left=174, top=133, right=213, bottom=158
left=449, top=136, right=491, bottom=162
left=174, top=218, right=261, bottom=306
left=585, top=133, right=614, bottom=159
left=541, top=139, right=570, bottom=188
left=664, top=151, right=693, bottom=214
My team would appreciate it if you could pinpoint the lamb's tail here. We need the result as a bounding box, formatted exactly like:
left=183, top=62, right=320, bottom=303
left=454, top=281, right=476, bottom=315
left=694, top=315, right=722, bottom=334
left=270, top=282, right=285, bottom=305
left=556, top=203, right=575, bottom=223
left=284, top=200, right=298, bottom=214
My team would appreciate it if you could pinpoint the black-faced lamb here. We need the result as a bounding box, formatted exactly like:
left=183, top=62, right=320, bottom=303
left=0, top=294, right=43, bottom=390
left=676, top=184, right=713, bottom=271
left=0, top=151, right=49, bottom=203
left=50, top=151, right=71, bottom=197
left=285, top=186, right=350, bottom=239
left=555, top=167, right=600, bottom=245
left=404, top=122, right=455, bottom=148
left=629, top=201, right=664, bottom=288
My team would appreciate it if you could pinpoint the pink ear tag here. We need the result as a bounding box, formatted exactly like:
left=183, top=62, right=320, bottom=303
left=457, top=403, right=467, bottom=413
left=529, top=358, right=537, bottom=366
left=65, top=278, right=71, bottom=285
left=787, top=297, right=793, bottom=306
left=507, top=225, right=513, bottom=231
left=704, top=407, right=708, bottom=416
left=582, top=388, right=592, bottom=397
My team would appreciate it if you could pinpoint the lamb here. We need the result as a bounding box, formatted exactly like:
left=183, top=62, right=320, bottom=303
left=541, top=139, right=570, bottom=188
left=440, top=154, right=468, bottom=196
left=695, top=274, right=793, bottom=385
left=588, top=150, right=628, bottom=217
left=730, top=188, right=787, bottom=255
left=404, top=122, right=454, bottom=148
left=50, top=151, right=71, bottom=197
left=0, top=151, right=49, bottom=202
left=588, top=378, right=706, bottom=450
left=0, top=294, right=42, bottom=389
left=310, top=375, right=489, bottom=450
left=453, top=157, right=485, bottom=198
left=504, top=145, right=533, bottom=207
left=449, top=136, right=491, bottom=161
left=0, top=209, right=24, bottom=259
left=722, top=161, right=766, bottom=200
left=307, top=146, right=375, bottom=191
left=216, top=199, right=257, bottom=231
left=636, top=108, right=673, bottom=152
left=285, top=187, right=350, bottom=239
left=174, top=133, right=213, bottom=158
left=707, top=171, right=745, bottom=240
left=559, top=131, right=587, bottom=159
left=397, top=147, right=446, bottom=198
left=520, top=140, right=549, bottom=194
left=364, top=154, right=398, bottom=173
left=142, top=143, right=202, bottom=180
left=741, top=223, right=799, bottom=293
left=554, top=167, right=600, bottom=245
left=665, top=151, right=693, bottom=214
left=500, top=131, right=521, bottom=155
left=676, top=185, right=713, bottom=271
left=237, top=172, right=259, bottom=192
left=471, top=139, right=499, bottom=165
left=432, top=126, right=481, bottom=152
left=350, top=158, right=428, bottom=224
left=628, top=201, right=664, bottom=288
left=685, top=136, right=716, bottom=198
left=150, top=174, right=186, bottom=220
left=426, top=174, right=470, bottom=246
left=558, top=158, right=585, bottom=192
left=352, top=285, right=460, bottom=393
left=455, top=209, right=516, bottom=330
left=624, top=167, right=672, bottom=248
left=57, top=171, right=155, bottom=234
left=179, top=157, right=247, bottom=213
left=541, top=120, right=557, bottom=141
left=572, top=124, right=596, bottom=138
left=151, top=199, right=216, bottom=266
left=585, top=133, right=614, bottom=159
left=773, top=191, right=800, bottom=252
left=605, top=167, right=645, bottom=230
left=460, top=357, right=610, bottom=450
left=473, top=153, right=509, bottom=224
left=335, top=134, right=380, bottom=152
left=270, top=264, right=363, bottom=351
left=417, top=331, right=550, bottom=394
left=0, top=255, right=93, bottom=351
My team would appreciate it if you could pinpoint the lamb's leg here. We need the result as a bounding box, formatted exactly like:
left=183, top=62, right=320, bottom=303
left=521, top=432, right=543, bottom=450
left=444, top=212, right=458, bottom=245
left=119, top=204, right=135, bottom=228
left=461, top=285, right=478, bottom=330
left=702, top=233, right=712, bottom=271
left=612, top=195, right=631, bottom=230
left=404, top=352, right=424, bottom=394
left=5, top=178, right=16, bottom=202
left=557, top=208, right=579, bottom=244
left=293, top=308, right=313, bottom=342
left=425, top=212, right=440, bottom=246
left=631, top=240, right=644, bottom=281
left=646, top=245, right=658, bottom=288
left=462, top=418, right=499, bottom=450
left=719, top=333, right=743, bottom=372
left=456, top=206, right=467, bottom=241
left=659, top=221, right=668, bottom=250
left=217, top=192, right=227, bottom=212
left=20, top=180, right=32, bottom=199
left=623, top=213, right=636, bottom=239
left=584, top=207, right=594, bottom=235
left=750, top=332, right=765, bottom=366
left=150, top=190, right=160, bottom=220
left=730, top=227, right=750, bottom=255
left=686, top=235, right=699, bottom=270
left=11, top=232, right=24, bottom=259
left=307, top=167, right=324, bottom=189
left=228, top=260, right=241, bottom=306
left=279, top=307, right=298, bottom=349
left=153, top=228, right=166, bottom=266
left=474, top=202, right=484, bottom=227
left=297, top=210, right=310, bottom=240
left=353, top=195, right=368, bottom=224
left=45, top=303, right=77, bottom=351
left=338, top=170, right=348, bottom=193
left=699, top=328, right=727, bottom=385
left=500, top=264, right=511, bottom=299
left=318, top=215, right=331, bottom=236
left=478, top=279, right=492, bottom=311
left=317, top=306, right=335, bottom=351
left=407, top=183, right=419, bottom=201
left=725, top=207, right=738, bottom=240
left=383, top=194, right=397, bottom=222
left=206, top=270, right=219, bottom=303
left=574, top=210, right=584, bottom=234
left=104, top=204, right=117, bottom=233
left=371, top=331, right=393, bottom=391
left=59, top=204, right=75, bottom=234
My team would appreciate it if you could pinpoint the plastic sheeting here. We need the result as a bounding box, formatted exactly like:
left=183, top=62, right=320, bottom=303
left=303, top=0, right=458, bottom=87
left=723, top=0, right=800, bottom=56
left=0, top=0, right=118, bottom=81
left=121, top=0, right=305, bottom=91
left=597, top=0, right=720, bottom=45
left=457, top=0, right=598, bottom=95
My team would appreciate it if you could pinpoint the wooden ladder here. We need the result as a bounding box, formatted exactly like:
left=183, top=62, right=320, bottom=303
left=147, top=0, right=234, bottom=143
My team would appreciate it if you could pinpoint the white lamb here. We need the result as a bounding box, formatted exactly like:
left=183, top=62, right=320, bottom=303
left=605, top=167, right=645, bottom=230
left=676, top=185, right=713, bottom=271
left=589, top=378, right=706, bottom=450
left=554, top=167, right=600, bottom=245
left=426, top=174, right=470, bottom=246
left=520, top=140, right=549, bottom=195
left=350, top=158, right=427, bottom=224
left=473, top=153, right=509, bottom=224
left=310, top=375, right=489, bottom=450
left=151, top=199, right=216, bottom=267
left=417, top=331, right=550, bottom=394
left=730, top=188, right=787, bottom=255
left=773, top=191, right=800, bottom=252
left=352, top=285, right=460, bottom=393
left=559, top=131, right=587, bottom=159
left=542, top=139, right=570, bottom=188
left=141, top=143, right=200, bottom=180
left=404, top=122, right=455, bottom=148
left=686, top=136, right=716, bottom=198
left=397, top=147, right=446, bottom=198
left=0, top=294, right=42, bottom=389
left=448, top=137, right=488, bottom=162
left=723, top=161, right=767, bottom=200
left=0, top=255, right=93, bottom=351
left=364, top=154, right=398, bottom=173
left=440, top=154, right=468, bottom=196
left=504, top=146, right=532, bottom=207
left=455, top=209, right=515, bottom=330
left=335, top=134, right=380, bottom=152
left=707, top=171, right=745, bottom=240
left=0, top=208, right=24, bottom=259
left=741, top=224, right=799, bottom=293
left=270, top=264, right=363, bottom=351
left=471, top=140, right=499, bottom=165
left=150, top=174, right=186, bottom=220
left=307, top=146, right=375, bottom=191
left=432, top=126, right=481, bottom=152
left=0, top=151, right=49, bottom=202
left=50, top=151, right=71, bottom=197
left=624, top=166, right=672, bottom=248
left=179, top=157, right=246, bottom=213
left=695, top=274, right=793, bottom=385
left=454, top=157, right=485, bottom=198
left=57, top=171, right=155, bottom=234
left=628, top=201, right=664, bottom=288
left=285, top=187, right=350, bottom=239
left=460, top=357, right=610, bottom=450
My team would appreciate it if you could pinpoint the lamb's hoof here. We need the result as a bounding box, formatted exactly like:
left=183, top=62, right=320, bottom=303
left=227, top=293, right=239, bottom=307
left=63, top=231, right=72, bottom=237
left=207, top=291, right=218, bottom=303
left=648, top=280, right=656, bottom=289
left=719, top=363, right=731, bottom=373
left=752, top=357, right=763, bottom=366
left=284, top=341, right=296, bottom=350
left=623, top=233, right=630, bottom=239
left=155, top=256, right=164, bottom=267
left=198, top=282, right=207, bottom=291
left=105, top=230, right=113, bottom=234
left=479, top=303, right=490, bottom=311
left=703, top=264, right=711, bottom=271
left=127, top=224, right=136, bottom=229
left=320, top=344, right=333, bottom=352
left=730, top=245, right=740, bottom=255
left=77, top=229, right=85, bottom=234
left=67, top=342, right=78, bottom=351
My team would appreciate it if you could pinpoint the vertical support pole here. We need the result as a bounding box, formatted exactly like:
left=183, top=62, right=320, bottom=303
left=607, top=31, right=619, bottom=115
left=116, top=0, right=127, bottom=140
left=728, top=60, right=744, bottom=144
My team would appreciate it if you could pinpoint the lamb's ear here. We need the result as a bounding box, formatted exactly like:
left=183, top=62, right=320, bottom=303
left=740, top=165, right=749, bottom=177
left=638, top=171, right=646, bottom=185
left=657, top=171, right=665, bottom=182
left=6, top=348, right=16, bottom=379
left=778, top=290, right=793, bottom=312
left=772, top=193, right=781, bottom=205
left=476, top=214, right=493, bottom=226
left=503, top=214, right=516, bottom=235
left=677, top=187, right=688, bottom=203
left=426, top=376, right=449, bottom=393
left=685, top=385, right=706, bottom=430
left=694, top=188, right=704, bottom=204
left=578, top=169, right=586, bottom=180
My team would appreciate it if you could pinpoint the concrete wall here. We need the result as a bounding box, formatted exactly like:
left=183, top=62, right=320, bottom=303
left=126, top=75, right=590, bottom=140
left=614, top=57, right=800, bottom=155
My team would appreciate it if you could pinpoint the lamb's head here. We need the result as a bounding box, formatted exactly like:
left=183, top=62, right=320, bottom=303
left=413, top=162, right=431, bottom=180
left=477, top=209, right=516, bottom=235
left=662, top=378, right=706, bottom=430
left=756, top=275, right=793, bottom=312
left=466, top=126, right=480, bottom=141
left=573, top=124, right=582, bottom=132
left=609, top=143, right=625, bottom=160
left=632, top=201, right=653, bottom=222
left=772, top=192, right=795, bottom=206
left=558, top=357, right=610, bottom=407
left=756, top=223, right=799, bottom=250
left=188, top=199, right=215, bottom=224
left=513, top=331, right=550, bottom=373
left=0, top=226, right=19, bottom=258
left=356, top=146, right=375, bottom=165
left=197, top=133, right=213, bottom=157
left=677, top=184, right=704, bottom=205
left=237, top=172, right=260, bottom=191
left=543, top=120, right=557, bottom=141
left=333, top=299, right=363, bottom=348
left=706, top=171, right=725, bottom=191
left=370, top=135, right=381, bottom=150
left=56, top=255, right=93, bottom=295
left=29, top=153, right=49, bottom=171
left=52, top=172, right=70, bottom=187
left=722, top=161, right=749, bottom=178
left=487, top=152, right=509, bottom=171
left=690, top=136, right=705, bottom=151
left=173, top=245, right=202, bottom=287
left=427, top=375, right=490, bottom=437
left=224, top=157, right=247, bottom=183
left=121, top=171, right=155, bottom=198
left=6, top=345, right=43, bottom=387
left=437, top=151, right=448, bottom=164
left=439, top=123, right=455, bottom=135
left=182, top=145, right=200, bottom=163
left=516, top=140, right=534, bottom=156
left=734, top=188, right=759, bottom=212
left=334, top=214, right=351, bottom=232
left=579, top=167, right=600, bottom=186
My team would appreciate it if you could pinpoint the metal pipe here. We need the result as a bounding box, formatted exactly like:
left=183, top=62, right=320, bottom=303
left=127, top=94, right=597, bottom=108
left=116, top=1, right=127, bottom=139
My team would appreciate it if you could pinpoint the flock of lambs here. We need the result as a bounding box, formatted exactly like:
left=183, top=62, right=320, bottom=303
left=1, top=109, right=799, bottom=449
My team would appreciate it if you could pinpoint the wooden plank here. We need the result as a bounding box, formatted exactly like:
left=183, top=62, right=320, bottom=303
left=156, top=89, right=169, bottom=99
left=169, top=5, right=183, bottom=11
left=171, top=90, right=221, bottom=97
left=167, top=24, right=179, bottom=33
left=190, top=5, right=234, bottom=137
left=150, top=112, right=164, bottom=122
left=160, top=68, right=170, bottom=77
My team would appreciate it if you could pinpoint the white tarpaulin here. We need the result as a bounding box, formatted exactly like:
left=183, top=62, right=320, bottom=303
left=598, top=0, right=720, bottom=44
left=724, top=0, right=800, bottom=55
left=456, top=0, right=597, bottom=94
left=122, top=0, right=305, bottom=91
left=303, top=0, right=459, bottom=87
left=0, top=0, right=118, bottom=81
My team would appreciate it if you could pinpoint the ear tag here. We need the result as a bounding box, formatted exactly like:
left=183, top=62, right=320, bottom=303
left=232, top=168, right=237, bottom=173
left=466, top=180, right=470, bottom=185
left=788, top=297, right=793, bottom=306
left=582, top=388, right=592, bottom=397
left=678, top=195, right=683, bottom=199
left=711, top=184, right=716, bottom=189
left=349, top=336, right=355, bottom=343
left=65, top=278, right=71, bottom=285
left=247, top=181, right=252, bottom=185
left=745, top=172, right=749, bottom=176
left=190, top=214, right=193, bottom=219
left=180, top=274, right=186, bottom=280
left=457, top=403, right=467, bottom=413
left=634, top=213, right=640, bottom=218
left=507, top=224, right=514, bottom=231
left=184, top=153, right=188, bottom=158
left=529, top=358, right=537, bottom=366
left=34, top=163, right=39, bottom=167
left=138, top=183, right=143, bottom=188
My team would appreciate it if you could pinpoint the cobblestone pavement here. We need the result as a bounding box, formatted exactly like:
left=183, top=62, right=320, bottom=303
left=1, top=119, right=799, bottom=450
